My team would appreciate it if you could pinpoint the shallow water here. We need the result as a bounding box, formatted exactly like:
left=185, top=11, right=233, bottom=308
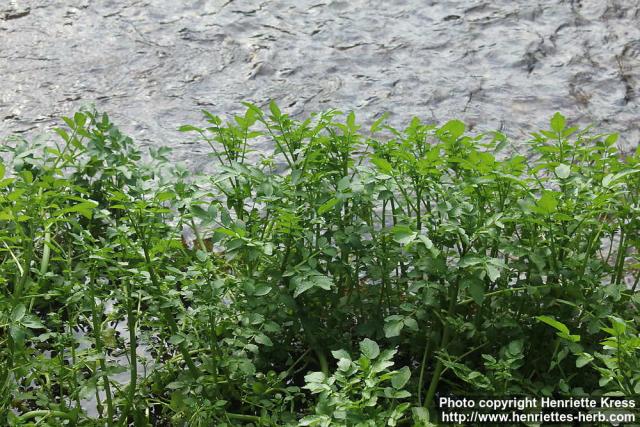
left=1, top=0, right=639, bottom=167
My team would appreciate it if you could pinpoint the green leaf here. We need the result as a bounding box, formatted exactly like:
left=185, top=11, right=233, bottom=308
left=534, top=191, right=558, bottom=215
left=11, top=304, right=26, bottom=322
left=254, top=333, right=273, bottom=346
left=403, top=317, right=419, bottom=331
left=392, top=225, right=417, bottom=245
left=608, top=316, right=627, bottom=335
left=178, top=124, right=203, bottom=133
left=359, top=338, right=380, bottom=360
left=337, top=358, right=352, bottom=371
left=372, top=358, right=394, bottom=374
left=191, top=204, right=217, bottom=224
left=20, top=170, right=33, bottom=184
left=604, top=133, right=618, bottom=146
left=391, top=366, right=411, bottom=389
left=57, top=200, right=99, bottom=219
left=555, top=164, right=570, bottom=179
left=331, top=349, right=351, bottom=361
left=317, top=198, right=339, bottom=215
left=21, top=316, right=45, bottom=329
left=253, top=284, right=272, bottom=296
left=55, top=128, right=70, bottom=142
left=567, top=334, right=581, bottom=343
left=391, top=390, right=411, bottom=399
left=346, top=111, right=358, bottom=131
left=269, top=100, right=281, bottom=118
left=293, top=281, right=314, bottom=298
left=458, top=255, right=484, bottom=268
left=537, top=315, right=570, bottom=335
left=304, top=371, right=326, bottom=384
left=238, top=360, right=256, bottom=375
left=379, top=348, right=398, bottom=362
left=384, top=319, right=404, bottom=338
left=550, top=112, right=566, bottom=134
left=293, top=272, right=333, bottom=298
left=485, top=264, right=500, bottom=282
left=299, top=415, right=330, bottom=426
left=602, top=170, right=640, bottom=188
left=9, top=325, right=25, bottom=346
left=169, top=334, right=186, bottom=345
left=337, top=176, right=351, bottom=192
left=195, top=250, right=207, bottom=262
left=370, top=113, right=388, bottom=134
left=290, top=169, right=303, bottom=185
left=439, top=120, right=465, bottom=141
left=156, top=191, right=175, bottom=202
left=74, top=112, right=86, bottom=127
left=576, top=353, right=593, bottom=368
left=311, top=273, right=333, bottom=291
left=468, top=280, right=485, bottom=305
left=372, top=156, right=393, bottom=174
left=0, top=163, right=4, bottom=179
left=417, top=235, right=433, bottom=249
left=412, top=407, right=432, bottom=425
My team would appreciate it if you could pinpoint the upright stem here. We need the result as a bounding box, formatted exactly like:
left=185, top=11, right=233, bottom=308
left=417, top=328, right=433, bottom=406
left=190, top=218, right=208, bottom=253
left=424, top=279, right=459, bottom=409
left=130, top=214, right=200, bottom=378
left=118, top=277, right=138, bottom=426
left=141, top=239, right=200, bottom=378
left=613, top=224, right=626, bottom=285
left=88, top=269, right=114, bottom=425
left=15, top=224, right=33, bottom=298
left=39, top=228, right=51, bottom=276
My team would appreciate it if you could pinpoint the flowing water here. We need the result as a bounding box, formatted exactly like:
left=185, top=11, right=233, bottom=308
left=1, top=0, right=639, bottom=170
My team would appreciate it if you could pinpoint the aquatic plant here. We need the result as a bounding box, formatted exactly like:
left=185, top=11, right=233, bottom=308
left=0, top=105, right=638, bottom=425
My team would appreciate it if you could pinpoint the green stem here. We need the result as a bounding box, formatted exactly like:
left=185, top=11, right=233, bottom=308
left=631, top=269, right=640, bottom=293
left=417, top=329, right=433, bottom=406
left=190, top=218, right=208, bottom=253
left=458, top=285, right=551, bottom=306
left=119, top=278, right=138, bottom=426
left=548, top=338, right=560, bottom=373
left=132, top=217, right=200, bottom=378
left=89, top=269, right=114, bottom=426
left=18, top=410, right=73, bottom=422
left=424, top=279, right=459, bottom=408
left=15, top=225, right=33, bottom=298
left=613, top=224, right=626, bottom=285
left=39, top=228, right=51, bottom=276
left=226, top=412, right=266, bottom=423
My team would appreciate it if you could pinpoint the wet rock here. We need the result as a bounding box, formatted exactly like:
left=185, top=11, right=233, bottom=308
left=1, top=4, right=30, bottom=21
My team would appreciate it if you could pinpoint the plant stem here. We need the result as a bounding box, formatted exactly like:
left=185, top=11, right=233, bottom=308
left=39, top=227, right=51, bottom=276
left=119, top=278, right=138, bottom=426
left=424, top=279, right=459, bottom=408
left=132, top=218, right=200, bottom=378
left=89, top=269, right=114, bottom=426
left=417, top=329, right=432, bottom=406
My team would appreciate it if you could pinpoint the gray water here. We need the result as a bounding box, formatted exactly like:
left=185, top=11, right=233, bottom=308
left=1, top=0, right=639, bottom=165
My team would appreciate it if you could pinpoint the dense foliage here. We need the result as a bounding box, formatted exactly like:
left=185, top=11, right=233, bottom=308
left=0, top=105, right=639, bottom=426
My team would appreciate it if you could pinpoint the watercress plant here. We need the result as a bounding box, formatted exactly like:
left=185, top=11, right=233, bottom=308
left=0, top=106, right=638, bottom=425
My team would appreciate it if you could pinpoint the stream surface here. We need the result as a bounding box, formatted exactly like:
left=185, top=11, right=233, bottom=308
left=1, top=0, right=639, bottom=416
left=1, top=0, right=640, bottom=165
